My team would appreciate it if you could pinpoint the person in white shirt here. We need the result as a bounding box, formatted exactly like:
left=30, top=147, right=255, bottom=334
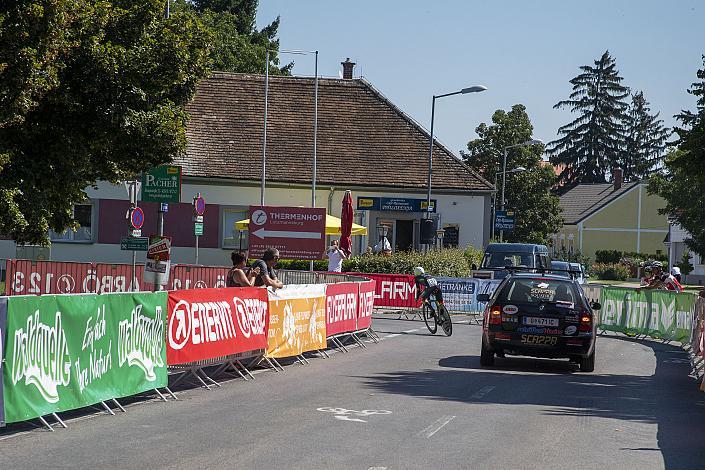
left=325, top=239, right=349, bottom=272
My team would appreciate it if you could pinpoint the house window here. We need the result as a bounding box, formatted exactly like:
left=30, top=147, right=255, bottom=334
left=49, top=203, right=93, bottom=242
left=222, top=207, right=249, bottom=250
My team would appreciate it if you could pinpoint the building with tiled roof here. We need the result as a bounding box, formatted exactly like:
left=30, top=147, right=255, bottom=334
left=552, top=169, right=669, bottom=260
left=0, top=64, right=494, bottom=265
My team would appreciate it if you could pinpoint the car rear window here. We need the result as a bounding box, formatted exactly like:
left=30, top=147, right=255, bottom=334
left=496, top=278, right=580, bottom=306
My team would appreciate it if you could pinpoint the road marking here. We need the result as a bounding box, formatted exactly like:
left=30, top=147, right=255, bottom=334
left=417, top=415, right=456, bottom=438
left=403, top=329, right=418, bottom=333
left=335, top=415, right=366, bottom=423
left=384, top=333, right=401, bottom=338
left=471, top=385, right=496, bottom=399
left=368, top=467, right=388, bottom=470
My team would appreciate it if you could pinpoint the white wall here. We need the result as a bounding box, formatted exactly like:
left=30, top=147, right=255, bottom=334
left=0, top=179, right=490, bottom=266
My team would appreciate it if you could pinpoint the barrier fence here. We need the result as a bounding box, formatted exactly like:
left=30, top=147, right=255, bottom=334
left=0, top=277, right=377, bottom=428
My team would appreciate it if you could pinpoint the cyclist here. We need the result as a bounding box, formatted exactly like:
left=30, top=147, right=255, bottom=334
left=413, top=266, right=443, bottom=307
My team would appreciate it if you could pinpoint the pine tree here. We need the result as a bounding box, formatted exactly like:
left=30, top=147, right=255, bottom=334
left=548, top=51, right=629, bottom=187
left=621, top=91, right=670, bottom=181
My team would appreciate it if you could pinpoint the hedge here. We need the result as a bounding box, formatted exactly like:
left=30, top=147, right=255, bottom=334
left=591, top=263, right=631, bottom=281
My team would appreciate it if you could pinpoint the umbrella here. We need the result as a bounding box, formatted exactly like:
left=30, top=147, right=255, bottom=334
left=235, top=214, right=367, bottom=236
left=339, top=190, right=353, bottom=256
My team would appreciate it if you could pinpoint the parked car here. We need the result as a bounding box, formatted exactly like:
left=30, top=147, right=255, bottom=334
left=550, top=260, right=588, bottom=285
left=478, top=272, right=600, bottom=372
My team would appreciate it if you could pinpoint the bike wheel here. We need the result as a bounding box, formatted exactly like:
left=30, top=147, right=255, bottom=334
left=439, top=304, right=453, bottom=337
left=423, top=303, right=438, bottom=334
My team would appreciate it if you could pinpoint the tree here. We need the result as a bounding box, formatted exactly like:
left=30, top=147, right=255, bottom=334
left=188, top=0, right=292, bottom=74
left=0, top=0, right=212, bottom=244
left=621, top=91, right=670, bottom=181
left=649, top=56, right=705, bottom=258
left=547, top=51, right=629, bottom=188
left=462, top=105, right=563, bottom=244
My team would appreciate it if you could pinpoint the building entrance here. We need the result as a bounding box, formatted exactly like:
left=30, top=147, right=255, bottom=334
left=395, top=219, right=414, bottom=252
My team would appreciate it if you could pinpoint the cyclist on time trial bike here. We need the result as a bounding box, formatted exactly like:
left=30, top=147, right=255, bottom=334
left=413, top=266, right=443, bottom=305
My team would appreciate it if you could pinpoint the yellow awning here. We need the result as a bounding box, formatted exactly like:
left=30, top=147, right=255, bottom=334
left=235, top=214, right=367, bottom=236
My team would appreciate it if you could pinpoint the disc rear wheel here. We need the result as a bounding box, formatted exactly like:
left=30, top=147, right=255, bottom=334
left=439, top=304, right=453, bottom=336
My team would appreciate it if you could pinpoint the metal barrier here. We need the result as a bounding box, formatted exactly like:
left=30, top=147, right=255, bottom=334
left=0, top=258, right=6, bottom=295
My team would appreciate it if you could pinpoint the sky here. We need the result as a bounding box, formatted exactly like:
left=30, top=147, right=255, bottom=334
left=257, top=0, right=704, bottom=158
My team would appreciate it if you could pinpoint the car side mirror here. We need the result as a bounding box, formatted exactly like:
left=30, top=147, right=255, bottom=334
left=477, top=293, right=490, bottom=302
left=591, top=301, right=601, bottom=310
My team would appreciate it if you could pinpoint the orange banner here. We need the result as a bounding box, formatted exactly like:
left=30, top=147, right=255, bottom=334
left=266, top=285, right=327, bottom=358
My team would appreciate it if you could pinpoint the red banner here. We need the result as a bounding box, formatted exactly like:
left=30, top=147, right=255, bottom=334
left=7, top=260, right=94, bottom=295
left=357, top=280, right=376, bottom=330
left=167, top=287, right=269, bottom=365
left=94, top=263, right=148, bottom=293
left=349, top=273, right=420, bottom=309
left=325, top=282, right=359, bottom=337
left=170, top=265, right=229, bottom=290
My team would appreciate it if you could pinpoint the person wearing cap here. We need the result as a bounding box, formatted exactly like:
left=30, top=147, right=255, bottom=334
left=641, top=261, right=682, bottom=292
left=671, top=266, right=682, bottom=284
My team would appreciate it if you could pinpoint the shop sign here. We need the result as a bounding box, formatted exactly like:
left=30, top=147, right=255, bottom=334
left=356, top=197, right=436, bottom=213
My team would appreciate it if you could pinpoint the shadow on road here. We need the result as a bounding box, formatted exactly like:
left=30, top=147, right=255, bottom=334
left=362, top=336, right=705, bottom=469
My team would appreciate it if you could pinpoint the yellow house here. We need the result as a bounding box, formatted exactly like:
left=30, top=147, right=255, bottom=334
left=554, top=173, right=669, bottom=260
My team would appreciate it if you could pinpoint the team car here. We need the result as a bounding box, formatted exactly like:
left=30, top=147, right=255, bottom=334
left=478, top=272, right=600, bottom=372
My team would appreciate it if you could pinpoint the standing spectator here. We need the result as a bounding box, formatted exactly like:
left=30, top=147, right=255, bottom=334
left=324, top=239, right=349, bottom=272
left=251, top=248, right=284, bottom=289
left=226, top=251, right=260, bottom=287
left=671, top=266, right=682, bottom=284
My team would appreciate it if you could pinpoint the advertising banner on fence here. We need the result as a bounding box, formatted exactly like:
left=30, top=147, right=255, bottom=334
left=266, top=285, right=327, bottom=358
left=357, top=280, right=375, bottom=330
left=2, top=292, right=167, bottom=424
left=0, top=297, right=6, bottom=427
left=599, top=287, right=696, bottom=342
left=171, top=265, right=229, bottom=290
left=167, top=287, right=269, bottom=365
left=350, top=273, right=420, bottom=309
left=430, top=277, right=502, bottom=313
left=325, top=282, right=359, bottom=337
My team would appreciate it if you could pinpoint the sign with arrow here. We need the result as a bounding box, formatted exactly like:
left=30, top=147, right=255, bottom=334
left=248, top=206, right=326, bottom=260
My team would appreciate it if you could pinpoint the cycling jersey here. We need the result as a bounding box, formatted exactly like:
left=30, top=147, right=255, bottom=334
left=659, top=272, right=683, bottom=292
left=414, top=274, right=443, bottom=302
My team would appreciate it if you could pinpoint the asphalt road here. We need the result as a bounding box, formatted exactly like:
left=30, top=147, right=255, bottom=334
left=2, top=315, right=705, bottom=470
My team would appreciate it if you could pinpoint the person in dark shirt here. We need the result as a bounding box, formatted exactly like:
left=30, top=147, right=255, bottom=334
left=226, top=251, right=260, bottom=287
left=251, top=248, right=284, bottom=289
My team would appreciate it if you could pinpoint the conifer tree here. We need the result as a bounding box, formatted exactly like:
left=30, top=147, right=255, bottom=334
left=621, top=91, right=670, bottom=181
left=548, top=51, right=629, bottom=188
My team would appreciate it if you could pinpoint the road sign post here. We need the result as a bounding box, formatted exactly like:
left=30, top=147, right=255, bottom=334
left=193, top=193, right=205, bottom=265
left=247, top=206, right=326, bottom=260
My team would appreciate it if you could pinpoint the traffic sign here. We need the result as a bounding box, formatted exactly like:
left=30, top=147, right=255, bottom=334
left=494, top=210, right=516, bottom=231
left=130, top=207, right=145, bottom=229
left=141, top=165, right=182, bottom=203
left=194, top=194, right=206, bottom=215
left=247, top=206, right=326, bottom=260
left=193, top=215, right=204, bottom=223
left=194, top=222, right=204, bottom=236
left=120, top=236, right=149, bottom=251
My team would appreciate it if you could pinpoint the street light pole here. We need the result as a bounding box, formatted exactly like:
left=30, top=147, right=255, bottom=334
left=425, top=85, right=487, bottom=251
left=498, top=139, right=543, bottom=242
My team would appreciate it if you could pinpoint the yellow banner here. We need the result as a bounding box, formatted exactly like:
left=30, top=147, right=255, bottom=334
left=266, top=286, right=327, bottom=358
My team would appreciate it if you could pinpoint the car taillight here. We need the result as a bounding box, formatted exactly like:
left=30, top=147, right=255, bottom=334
left=579, top=312, right=592, bottom=332
left=489, top=306, right=502, bottom=325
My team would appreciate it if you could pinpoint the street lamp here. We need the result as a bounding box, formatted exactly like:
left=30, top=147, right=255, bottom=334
left=426, top=84, right=487, bottom=249
left=499, top=139, right=543, bottom=241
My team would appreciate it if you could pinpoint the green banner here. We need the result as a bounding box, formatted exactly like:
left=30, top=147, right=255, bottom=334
left=2, top=292, right=167, bottom=423
left=599, top=287, right=696, bottom=342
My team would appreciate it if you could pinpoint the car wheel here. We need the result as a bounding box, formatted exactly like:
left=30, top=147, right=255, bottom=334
left=579, top=349, right=595, bottom=372
left=480, top=337, right=495, bottom=367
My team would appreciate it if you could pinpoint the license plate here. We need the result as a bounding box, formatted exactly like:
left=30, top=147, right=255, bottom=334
left=522, top=317, right=558, bottom=327
left=521, top=334, right=558, bottom=345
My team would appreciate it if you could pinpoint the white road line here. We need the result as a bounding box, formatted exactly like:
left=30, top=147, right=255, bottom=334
left=384, top=333, right=401, bottom=338
left=368, top=467, right=388, bottom=470
left=403, top=329, right=419, bottom=333
left=471, top=385, right=496, bottom=399
left=417, top=415, right=456, bottom=438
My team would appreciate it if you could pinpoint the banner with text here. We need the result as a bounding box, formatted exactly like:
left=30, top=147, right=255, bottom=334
left=357, top=280, right=375, bottom=330
left=167, top=287, right=269, bottom=365
left=599, top=287, right=696, bottom=342
left=0, top=297, right=6, bottom=427
left=325, top=282, right=359, bottom=337
left=2, top=292, right=167, bottom=423
left=348, top=273, right=420, bottom=309
left=266, top=285, right=327, bottom=359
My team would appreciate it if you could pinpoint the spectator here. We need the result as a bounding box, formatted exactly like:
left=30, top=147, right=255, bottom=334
left=671, top=266, right=682, bottom=284
left=251, top=248, right=284, bottom=289
left=324, top=239, right=349, bottom=272
left=374, top=237, right=392, bottom=256
left=226, top=251, right=260, bottom=287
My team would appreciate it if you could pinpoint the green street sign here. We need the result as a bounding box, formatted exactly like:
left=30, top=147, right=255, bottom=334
left=194, top=222, right=204, bottom=236
left=120, top=236, right=149, bottom=251
left=141, top=165, right=182, bottom=203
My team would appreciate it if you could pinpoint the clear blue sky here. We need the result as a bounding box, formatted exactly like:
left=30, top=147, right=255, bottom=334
left=257, top=0, right=703, bottom=157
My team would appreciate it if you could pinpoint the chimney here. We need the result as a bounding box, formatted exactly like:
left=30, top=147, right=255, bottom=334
left=341, top=58, right=355, bottom=79
left=613, top=168, right=623, bottom=191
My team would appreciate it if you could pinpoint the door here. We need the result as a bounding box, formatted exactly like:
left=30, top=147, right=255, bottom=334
left=395, top=219, right=414, bottom=252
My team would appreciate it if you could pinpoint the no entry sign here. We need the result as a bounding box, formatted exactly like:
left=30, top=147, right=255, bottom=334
left=248, top=206, right=326, bottom=260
